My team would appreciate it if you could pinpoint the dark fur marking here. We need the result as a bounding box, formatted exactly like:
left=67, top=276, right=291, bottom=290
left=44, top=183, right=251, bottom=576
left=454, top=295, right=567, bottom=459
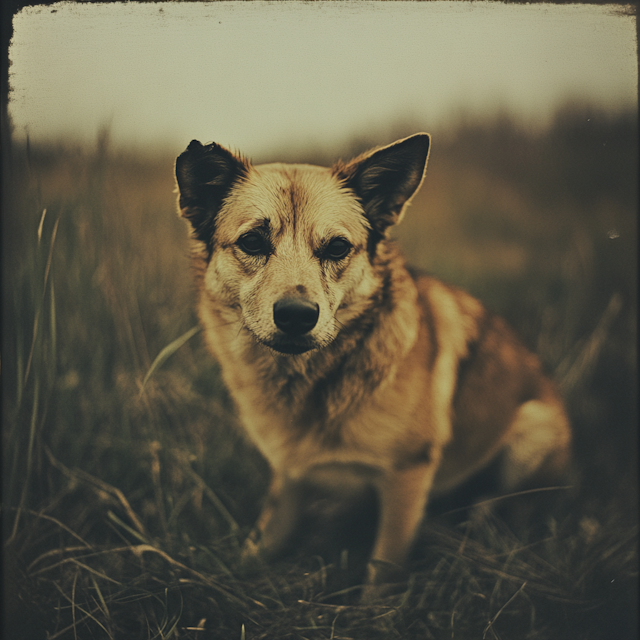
left=228, top=249, right=262, bottom=277
left=255, top=217, right=272, bottom=233
left=453, top=313, right=540, bottom=411
left=314, top=239, right=355, bottom=281
left=289, top=178, right=299, bottom=234
left=373, top=255, right=396, bottom=317
left=275, top=168, right=303, bottom=235
left=327, top=257, right=350, bottom=282
left=406, top=268, right=439, bottom=370
left=395, top=443, right=433, bottom=470
left=318, top=261, right=330, bottom=296
left=453, top=310, right=492, bottom=402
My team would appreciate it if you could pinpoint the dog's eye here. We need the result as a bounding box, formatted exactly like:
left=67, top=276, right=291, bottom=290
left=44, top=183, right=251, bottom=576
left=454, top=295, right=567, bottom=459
left=324, top=238, right=351, bottom=261
left=237, top=232, right=268, bottom=255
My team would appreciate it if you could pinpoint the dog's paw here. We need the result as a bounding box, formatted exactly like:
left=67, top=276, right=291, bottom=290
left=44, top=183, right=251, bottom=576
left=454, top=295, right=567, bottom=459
left=360, top=559, right=409, bottom=603
left=239, top=528, right=263, bottom=565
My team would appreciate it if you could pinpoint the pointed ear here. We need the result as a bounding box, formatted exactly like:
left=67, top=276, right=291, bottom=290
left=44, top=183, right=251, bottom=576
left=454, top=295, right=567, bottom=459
left=333, top=133, right=430, bottom=241
left=175, top=139, right=250, bottom=248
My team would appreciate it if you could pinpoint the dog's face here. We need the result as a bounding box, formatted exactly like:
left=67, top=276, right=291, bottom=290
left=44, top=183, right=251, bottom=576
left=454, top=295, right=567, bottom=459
left=175, top=134, right=430, bottom=355
left=204, top=164, right=376, bottom=354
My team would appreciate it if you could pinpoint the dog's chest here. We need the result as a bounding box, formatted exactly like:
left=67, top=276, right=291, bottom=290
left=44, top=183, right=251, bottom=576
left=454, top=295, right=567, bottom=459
left=231, top=360, right=430, bottom=476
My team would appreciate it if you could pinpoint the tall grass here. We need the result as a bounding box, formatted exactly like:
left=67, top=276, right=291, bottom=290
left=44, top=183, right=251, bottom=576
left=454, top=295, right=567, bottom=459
left=2, top=105, right=637, bottom=639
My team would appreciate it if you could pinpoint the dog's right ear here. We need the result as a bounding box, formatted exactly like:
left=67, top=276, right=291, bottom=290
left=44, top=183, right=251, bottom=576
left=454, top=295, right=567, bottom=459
left=175, top=140, right=249, bottom=248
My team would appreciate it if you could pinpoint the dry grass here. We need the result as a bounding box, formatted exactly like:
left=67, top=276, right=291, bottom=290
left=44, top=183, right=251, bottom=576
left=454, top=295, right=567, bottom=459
left=3, top=104, right=637, bottom=639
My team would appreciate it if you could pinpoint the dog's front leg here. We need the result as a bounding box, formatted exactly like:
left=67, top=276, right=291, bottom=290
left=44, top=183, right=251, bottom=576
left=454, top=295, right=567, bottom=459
left=363, top=461, right=438, bottom=599
left=243, top=473, right=303, bottom=562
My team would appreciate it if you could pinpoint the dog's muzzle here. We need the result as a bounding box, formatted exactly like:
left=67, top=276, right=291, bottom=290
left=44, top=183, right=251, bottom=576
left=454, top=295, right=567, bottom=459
left=270, top=297, right=320, bottom=354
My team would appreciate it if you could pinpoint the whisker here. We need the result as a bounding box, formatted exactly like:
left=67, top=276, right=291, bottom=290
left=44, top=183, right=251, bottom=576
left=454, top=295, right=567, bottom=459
left=334, top=318, right=347, bottom=331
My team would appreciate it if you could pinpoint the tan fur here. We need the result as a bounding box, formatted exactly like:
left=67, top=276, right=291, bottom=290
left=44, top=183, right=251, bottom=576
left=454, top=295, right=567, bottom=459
left=174, top=134, right=572, bottom=594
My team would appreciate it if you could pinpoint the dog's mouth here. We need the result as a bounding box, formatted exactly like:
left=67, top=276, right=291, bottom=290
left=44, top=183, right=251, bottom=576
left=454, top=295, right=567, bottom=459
left=264, top=338, right=317, bottom=355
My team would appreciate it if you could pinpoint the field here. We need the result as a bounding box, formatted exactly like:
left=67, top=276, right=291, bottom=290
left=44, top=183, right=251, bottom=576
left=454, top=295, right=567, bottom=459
left=3, top=103, right=638, bottom=639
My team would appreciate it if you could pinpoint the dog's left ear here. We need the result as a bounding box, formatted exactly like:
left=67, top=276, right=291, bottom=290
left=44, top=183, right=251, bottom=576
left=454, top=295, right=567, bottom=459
left=333, top=133, right=430, bottom=241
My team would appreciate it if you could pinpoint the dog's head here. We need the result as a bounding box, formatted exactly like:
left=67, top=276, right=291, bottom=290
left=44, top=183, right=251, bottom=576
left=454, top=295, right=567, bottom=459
left=175, top=134, right=430, bottom=355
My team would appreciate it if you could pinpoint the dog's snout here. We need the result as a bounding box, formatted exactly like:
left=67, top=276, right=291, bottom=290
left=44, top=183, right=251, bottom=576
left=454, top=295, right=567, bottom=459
left=273, top=298, right=320, bottom=336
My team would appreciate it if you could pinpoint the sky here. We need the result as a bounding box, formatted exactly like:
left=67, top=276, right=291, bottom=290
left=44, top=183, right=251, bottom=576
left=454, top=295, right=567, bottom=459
left=8, top=1, right=638, bottom=159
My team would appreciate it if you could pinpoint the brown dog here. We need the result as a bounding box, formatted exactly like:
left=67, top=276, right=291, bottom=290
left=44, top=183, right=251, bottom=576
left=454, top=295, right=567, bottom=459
left=175, top=133, right=572, bottom=593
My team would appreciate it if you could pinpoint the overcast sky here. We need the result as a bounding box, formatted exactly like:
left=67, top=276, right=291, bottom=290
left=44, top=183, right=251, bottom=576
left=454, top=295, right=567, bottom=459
left=8, top=1, right=637, bottom=158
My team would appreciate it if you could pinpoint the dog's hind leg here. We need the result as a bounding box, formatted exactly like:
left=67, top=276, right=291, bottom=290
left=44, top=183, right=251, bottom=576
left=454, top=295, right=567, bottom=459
left=495, top=399, right=573, bottom=530
left=500, top=399, right=572, bottom=492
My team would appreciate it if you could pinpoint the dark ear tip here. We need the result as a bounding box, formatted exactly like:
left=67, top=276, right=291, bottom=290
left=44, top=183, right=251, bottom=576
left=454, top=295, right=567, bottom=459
left=408, top=132, right=431, bottom=149
left=187, top=139, right=203, bottom=152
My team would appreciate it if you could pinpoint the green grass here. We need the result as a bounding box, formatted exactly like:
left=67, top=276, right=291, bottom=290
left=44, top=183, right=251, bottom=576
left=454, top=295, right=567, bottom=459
left=3, top=104, right=637, bottom=639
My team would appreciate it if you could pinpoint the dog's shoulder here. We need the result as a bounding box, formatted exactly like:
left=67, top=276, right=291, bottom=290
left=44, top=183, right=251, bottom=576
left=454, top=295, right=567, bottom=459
left=406, top=267, right=486, bottom=356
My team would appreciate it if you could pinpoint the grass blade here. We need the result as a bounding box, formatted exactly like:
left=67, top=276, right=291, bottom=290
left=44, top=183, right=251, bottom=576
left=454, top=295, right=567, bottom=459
left=138, top=325, right=201, bottom=397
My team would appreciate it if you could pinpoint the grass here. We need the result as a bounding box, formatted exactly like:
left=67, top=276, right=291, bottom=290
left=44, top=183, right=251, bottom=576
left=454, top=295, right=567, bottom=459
left=2, top=104, right=637, bottom=639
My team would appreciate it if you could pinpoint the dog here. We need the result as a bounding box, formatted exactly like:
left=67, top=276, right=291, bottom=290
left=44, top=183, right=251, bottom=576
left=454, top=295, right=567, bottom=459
left=174, top=133, right=572, bottom=595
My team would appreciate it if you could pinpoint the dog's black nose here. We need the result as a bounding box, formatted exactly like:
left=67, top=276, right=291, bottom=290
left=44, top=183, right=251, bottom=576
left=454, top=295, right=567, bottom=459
left=273, top=298, right=320, bottom=336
